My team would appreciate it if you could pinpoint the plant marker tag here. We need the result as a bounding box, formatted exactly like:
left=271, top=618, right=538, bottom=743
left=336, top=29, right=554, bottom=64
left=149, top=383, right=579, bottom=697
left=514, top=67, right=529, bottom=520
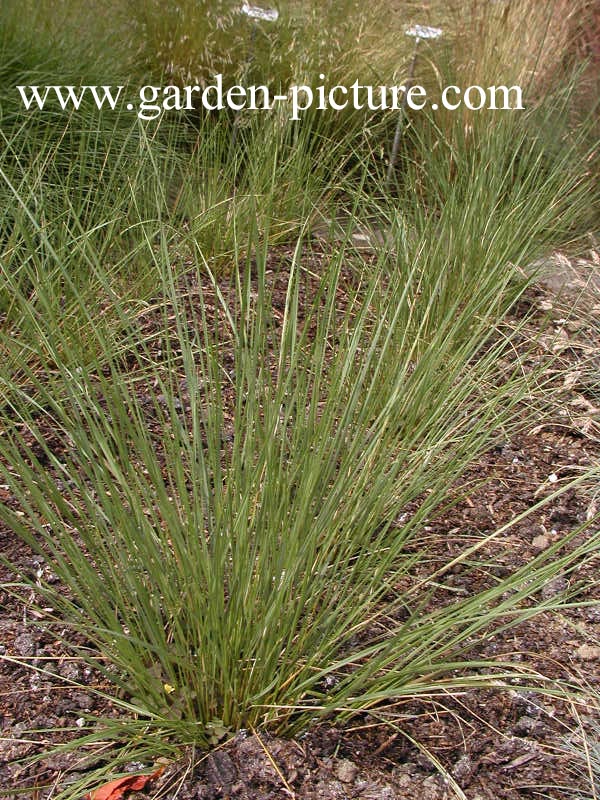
left=241, top=3, right=279, bottom=21
left=386, top=23, right=442, bottom=187
left=405, top=24, right=443, bottom=40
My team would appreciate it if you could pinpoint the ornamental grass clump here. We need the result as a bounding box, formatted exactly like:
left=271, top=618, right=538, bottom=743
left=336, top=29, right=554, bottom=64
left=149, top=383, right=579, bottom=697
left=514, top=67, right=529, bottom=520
left=1, top=193, right=599, bottom=799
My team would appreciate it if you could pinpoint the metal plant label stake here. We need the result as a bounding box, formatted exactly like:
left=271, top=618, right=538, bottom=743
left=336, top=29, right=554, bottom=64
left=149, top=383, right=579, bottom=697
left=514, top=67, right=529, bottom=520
left=231, top=4, right=279, bottom=150
left=240, top=3, right=279, bottom=22
left=239, top=2, right=279, bottom=67
left=386, top=24, right=443, bottom=188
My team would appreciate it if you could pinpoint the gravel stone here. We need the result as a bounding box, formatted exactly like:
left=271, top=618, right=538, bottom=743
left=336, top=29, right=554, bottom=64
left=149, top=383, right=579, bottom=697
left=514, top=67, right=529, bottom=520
left=14, top=632, right=36, bottom=656
left=335, top=758, right=359, bottom=783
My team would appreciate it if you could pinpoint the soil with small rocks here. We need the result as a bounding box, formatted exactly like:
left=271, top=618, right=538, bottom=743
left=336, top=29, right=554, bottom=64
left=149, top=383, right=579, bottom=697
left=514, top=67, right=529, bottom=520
left=1, top=246, right=599, bottom=800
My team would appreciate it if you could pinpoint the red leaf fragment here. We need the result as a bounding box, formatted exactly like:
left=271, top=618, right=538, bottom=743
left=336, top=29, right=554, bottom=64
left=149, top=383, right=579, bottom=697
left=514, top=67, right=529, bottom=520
left=85, top=766, right=165, bottom=800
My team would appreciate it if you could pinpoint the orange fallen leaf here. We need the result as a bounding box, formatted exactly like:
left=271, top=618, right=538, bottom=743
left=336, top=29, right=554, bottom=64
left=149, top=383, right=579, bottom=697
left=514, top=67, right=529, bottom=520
left=85, top=766, right=164, bottom=800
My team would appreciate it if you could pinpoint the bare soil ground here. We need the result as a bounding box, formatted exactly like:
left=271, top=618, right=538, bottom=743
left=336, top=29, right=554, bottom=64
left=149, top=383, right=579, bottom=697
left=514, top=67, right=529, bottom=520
left=1, top=246, right=599, bottom=800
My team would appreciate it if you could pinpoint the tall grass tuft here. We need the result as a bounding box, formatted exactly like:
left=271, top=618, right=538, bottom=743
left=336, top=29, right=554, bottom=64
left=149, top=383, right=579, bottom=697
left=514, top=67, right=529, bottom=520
left=1, top=107, right=599, bottom=796
left=0, top=2, right=599, bottom=796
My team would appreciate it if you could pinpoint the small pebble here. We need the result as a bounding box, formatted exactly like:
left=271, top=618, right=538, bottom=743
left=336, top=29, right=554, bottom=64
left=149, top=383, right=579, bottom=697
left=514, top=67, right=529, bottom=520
left=541, top=576, right=568, bottom=600
left=531, top=534, right=551, bottom=552
left=335, top=759, right=359, bottom=783
left=576, top=644, right=600, bottom=661
left=14, top=633, right=36, bottom=657
left=513, top=715, right=540, bottom=736
left=452, top=754, right=474, bottom=785
left=72, top=692, right=93, bottom=710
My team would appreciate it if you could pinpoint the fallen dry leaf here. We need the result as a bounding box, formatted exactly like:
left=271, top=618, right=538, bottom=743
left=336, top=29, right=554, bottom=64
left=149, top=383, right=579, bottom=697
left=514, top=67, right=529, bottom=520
left=85, top=766, right=164, bottom=800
